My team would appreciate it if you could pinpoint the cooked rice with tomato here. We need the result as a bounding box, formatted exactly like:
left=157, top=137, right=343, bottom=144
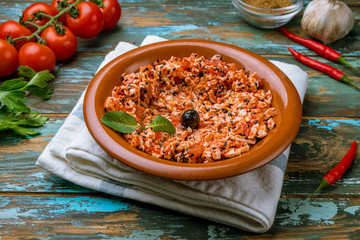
left=104, top=53, right=277, bottom=163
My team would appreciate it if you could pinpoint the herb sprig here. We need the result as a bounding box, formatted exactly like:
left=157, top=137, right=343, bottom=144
left=0, top=65, right=55, bottom=137
left=101, top=111, right=176, bottom=135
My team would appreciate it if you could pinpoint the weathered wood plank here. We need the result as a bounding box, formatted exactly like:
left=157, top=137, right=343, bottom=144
left=1, top=54, right=359, bottom=117
left=1, top=117, right=359, bottom=196
left=0, top=194, right=359, bottom=239
left=267, top=56, right=360, bottom=118
left=0, top=1, right=359, bottom=56
left=0, top=0, right=359, bottom=238
left=285, top=118, right=360, bottom=195
left=0, top=2, right=359, bottom=117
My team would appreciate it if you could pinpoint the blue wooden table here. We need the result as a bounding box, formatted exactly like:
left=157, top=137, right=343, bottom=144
left=1, top=0, right=360, bottom=239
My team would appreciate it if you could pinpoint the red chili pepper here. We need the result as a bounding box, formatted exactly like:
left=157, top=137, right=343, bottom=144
left=288, top=47, right=360, bottom=91
left=280, top=27, right=357, bottom=70
left=311, top=141, right=357, bottom=196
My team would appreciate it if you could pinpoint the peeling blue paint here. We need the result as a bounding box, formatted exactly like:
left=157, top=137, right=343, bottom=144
left=344, top=206, right=360, bottom=215
left=70, top=220, right=85, bottom=227
left=0, top=197, right=131, bottom=221
left=305, top=119, right=360, bottom=131
left=0, top=198, right=11, bottom=208
left=126, top=24, right=200, bottom=36
left=307, top=119, right=334, bottom=130
left=334, top=119, right=360, bottom=127
left=278, top=199, right=337, bottom=226
left=48, top=197, right=130, bottom=214
left=0, top=207, right=38, bottom=220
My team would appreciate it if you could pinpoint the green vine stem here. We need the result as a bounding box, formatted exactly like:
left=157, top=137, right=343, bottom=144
left=10, top=0, right=84, bottom=45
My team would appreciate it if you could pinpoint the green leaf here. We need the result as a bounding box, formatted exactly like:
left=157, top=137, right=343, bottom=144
left=145, top=115, right=176, bottom=134
left=0, top=112, right=48, bottom=137
left=25, top=85, right=55, bottom=100
left=19, top=66, right=55, bottom=99
left=11, top=125, right=40, bottom=136
left=0, top=90, right=30, bottom=113
left=18, top=65, right=36, bottom=79
left=20, top=112, right=48, bottom=127
left=0, top=78, right=27, bottom=91
left=0, top=66, right=54, bottom=138
left=25, top=69, right=55, bottom=89
left=101, top=111, right=139, bottom=133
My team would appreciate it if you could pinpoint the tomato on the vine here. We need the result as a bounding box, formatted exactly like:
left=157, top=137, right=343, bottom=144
left=65, top=1, right=104, bottom=39
left=100, top=0, right=121, bottom=31
left=22, top=2, right=58, bottom=32
left=40, top=25, right=77, bottom=61
left=0, top=20, right=35, bottom=51
left=18, top=43, right=56, bottom=72
left=0, top=39, right=18, bottom=77
left=50, top=0, right=76, bottom=25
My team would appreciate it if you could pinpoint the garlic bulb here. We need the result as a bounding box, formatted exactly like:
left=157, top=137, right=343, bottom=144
left=301, top=0, right=354, bottom=44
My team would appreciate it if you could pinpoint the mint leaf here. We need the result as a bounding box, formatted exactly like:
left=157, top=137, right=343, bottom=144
left=145, top=115, right=176, bottom=134
left=101, top=111, right=139, bottom=133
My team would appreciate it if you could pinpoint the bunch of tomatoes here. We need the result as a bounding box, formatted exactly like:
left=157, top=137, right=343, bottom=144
left=0, top=0, right=121, bottom=77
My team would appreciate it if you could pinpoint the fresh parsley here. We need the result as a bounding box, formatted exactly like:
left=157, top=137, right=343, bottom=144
left=101, top=111, right=176, bottom=135
left=0, top=112, right=48, bottom=137
left=0, top=66, right=55, bottom=137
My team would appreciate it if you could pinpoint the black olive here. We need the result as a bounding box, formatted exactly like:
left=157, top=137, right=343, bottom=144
left=181, top=109, right=200, bottom=129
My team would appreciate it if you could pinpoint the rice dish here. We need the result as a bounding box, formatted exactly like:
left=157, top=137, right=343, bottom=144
left=104, top=53, right=277, bottom=163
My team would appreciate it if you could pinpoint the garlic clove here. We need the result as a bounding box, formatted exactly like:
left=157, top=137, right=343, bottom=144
left=301, top=0, right=354, bottom=45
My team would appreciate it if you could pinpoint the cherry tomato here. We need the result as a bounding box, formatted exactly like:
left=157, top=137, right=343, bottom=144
left=0, top=39, right=18, bottom=77
left=66, top=1, right=104, bottom=39
left=100, top=0, right=121, bottom=31
left=40, top=25, right=77, bottom=61
left=0, top=20, right=35, bottom=51
left=50, top=0, right=76, bottom=25
left=18, top=43, right=56, bottom=72
left=22, top=2, right=58, bottom=32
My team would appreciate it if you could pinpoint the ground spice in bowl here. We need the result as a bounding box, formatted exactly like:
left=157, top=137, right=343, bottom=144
left=243, top=0, right=293, bottom=9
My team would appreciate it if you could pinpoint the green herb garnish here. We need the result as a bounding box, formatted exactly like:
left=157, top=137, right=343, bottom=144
left=0, top=66, right=55, bottom=137
left=101, top=111, right=176, bottom=134
left=101, top=111, right=139, bottom=133
left=145, top=115, right=176, bottom=134
left=0, top=112, right=48, bottom=137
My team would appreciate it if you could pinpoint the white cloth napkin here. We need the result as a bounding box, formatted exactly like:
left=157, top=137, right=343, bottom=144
left=36, top=35, right=308, bottom=233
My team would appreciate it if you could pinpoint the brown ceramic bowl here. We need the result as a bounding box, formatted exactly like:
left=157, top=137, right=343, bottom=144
left=84, top=39, right=302, bottom=180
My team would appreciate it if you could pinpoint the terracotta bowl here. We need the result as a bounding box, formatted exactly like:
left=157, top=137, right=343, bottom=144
left=83, top=39, right=302, bottom=180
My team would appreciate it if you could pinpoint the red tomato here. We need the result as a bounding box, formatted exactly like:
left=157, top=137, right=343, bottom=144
left=65, top=1, right=104, bottom=39
left=0, top=20, right=35, bottom=51
left=18, top=43, right=56, bottom=72
left=40, top=25, right=77, bottom=61
left=50, top=0, right=76, bottom=25
left=22, top=2, right=57, bottom=32
left=100, top=0, right=121, bottom=31
left=0, top=39, right=18, bottom=77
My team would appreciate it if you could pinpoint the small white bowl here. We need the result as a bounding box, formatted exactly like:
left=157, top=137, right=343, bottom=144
left=232, top=0, right=304, bottom=29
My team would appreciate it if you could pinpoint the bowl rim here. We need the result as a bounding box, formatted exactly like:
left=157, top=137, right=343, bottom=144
left=83, top=39, right=302, bottom=181
left=233, top=0, right=304, bottom=12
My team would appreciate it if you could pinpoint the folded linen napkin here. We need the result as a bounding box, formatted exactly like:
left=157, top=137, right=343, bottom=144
left=36, top=35, right=308, bottom=233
